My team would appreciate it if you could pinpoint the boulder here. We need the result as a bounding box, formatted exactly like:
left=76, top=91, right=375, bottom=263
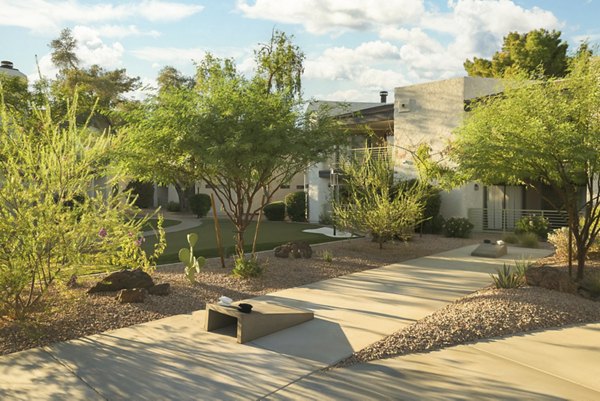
left=148, top=283, right=171, bottom=296
left=274, top=241, right=312, bottom=259
left=525, top=265, right=578, bottom=294
left=116, top=288, right=147, bottom=303
left=88, top=268, right=154, bottom=294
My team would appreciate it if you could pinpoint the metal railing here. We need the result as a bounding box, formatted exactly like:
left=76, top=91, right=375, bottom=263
left=468, top=208, right=569, bottom=232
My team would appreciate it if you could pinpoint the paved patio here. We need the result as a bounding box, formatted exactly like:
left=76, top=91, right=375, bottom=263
left=3, top=244, right=592, bottom=401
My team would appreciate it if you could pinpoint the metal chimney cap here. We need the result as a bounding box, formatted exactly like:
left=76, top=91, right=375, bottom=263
left=379, top=90, right=388, bottom=103
left=1, top=61, right=14, bottom=69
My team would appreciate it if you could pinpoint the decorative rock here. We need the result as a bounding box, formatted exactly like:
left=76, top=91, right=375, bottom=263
left=274, top=241, right=312, bottom=259
left=525, top=265, right=578, bottom=294
left=116, top=288, right=147, bottom=303
left=88, top=268, right=154, bottom=293
left=471, top=243, right=507, bottom=258
left=148, top=283, right=171, bottom=296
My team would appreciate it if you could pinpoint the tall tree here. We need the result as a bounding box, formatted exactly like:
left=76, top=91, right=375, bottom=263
left=123, top=32, right=346, bottom=260
left=48, top=28, right=140, bottom=127
left=453, top=53, right=600, bottom=280
left=464, top=29, right=569, bottom=78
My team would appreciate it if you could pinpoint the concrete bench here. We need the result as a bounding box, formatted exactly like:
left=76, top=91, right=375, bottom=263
left=204, top=302, right=314, bottom=344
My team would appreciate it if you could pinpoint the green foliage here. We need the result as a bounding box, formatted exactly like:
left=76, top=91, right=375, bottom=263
left=232, top=256, right=263, bottom=278
left=178, top=233, right=206, bottom=284
left=0, top=92, right=164, bottom=319
left=443, top=217, right=474, bottom=238
left=453, top=53, right=600, bottom=279
left=333, top=149, right=426, bottom=249
left=321, top=249, right=333, bottom=263
left=124, top=31, right=346, bottom=258
left=319, top=209, right=333, bottom=225
left=502, top=233, right=520, bottom=244
left=515, top=215, right=549, bottom=240
left=263, top=201, right=286, bottom=221
left=285, top=191, right=307, bottom=222
left=189, top=194, right=211, bottom=218
left=125, top=180, right=155, bottom=209
left=518, top=232, right=539, bottom=248
left=464, top=29, right=569, bottom=78
left=167, top=201, right=181, bottom=212
left=513, top=258, right=533, bottom=280
left=491, top=263, right=524, bottom=289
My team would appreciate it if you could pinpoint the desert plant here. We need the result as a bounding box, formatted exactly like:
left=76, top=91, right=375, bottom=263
left=518, top=232, right=539, bottom=248
left=515, top=215, right=549, bottom=240
left=232, top=256, right=263, bottom=278
left=513, top=258, right=532, bottom=280
left=167, top=201, right=181, bottom=212
left=548, top=226, right=600, bottom=262
left=189, top=193, right=211, bottom=218
left=178, top=233, right=206, bottom=284
left=285, top=191, right=307, bottom=222
left=443, top=217, right=474, bottom=238
left=502, top=233, right=519, bottom=244
left=321, top=249, right=333, bottom=263
left=0, top=93, right=165, bottom=319
left=491, top=264, right=523, bottom=289
left=263, top=201, right=286, bottom=221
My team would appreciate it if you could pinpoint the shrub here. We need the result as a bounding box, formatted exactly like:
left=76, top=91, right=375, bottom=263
left=518, top=232, right=539, bottom=248
left=423, top=214, right=445, bottom=234
left=319, top=210, right=333, bottom=225
left=443, top=217, right=474, bottom=238
left=189, top=194, right=211, bottom=218
left=502, top=233, right=519, bottom=244
left=547, top=226, right=600, bottom=262
left=125, top=180, right=154, bottom=209
left=491, top=264, right=524, bottom=289
left=285, top=191, right=307, bottom=222
left=232, top=256, right=263, bottom=278
left=0, top=95, right=165, bottom=319
left=167, top=201, right=181, bottom=212
left=263, top=201, right=286, bottom=221
left=321, top=249, right=333, bottom=263
left=515, top=215, right=549, bottom=240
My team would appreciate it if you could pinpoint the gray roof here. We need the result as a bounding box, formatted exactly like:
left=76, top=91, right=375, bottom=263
left=307, top=100, right=384, bottom=117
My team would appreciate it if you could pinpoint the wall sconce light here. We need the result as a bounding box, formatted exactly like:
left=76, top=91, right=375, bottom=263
left=474, top=184, right=480, bottom=191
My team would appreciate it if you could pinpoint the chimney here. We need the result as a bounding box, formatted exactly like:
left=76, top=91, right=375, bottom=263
left=379, top=90, right=388, bottom=103
left=1, top=61, right=14, bottom=69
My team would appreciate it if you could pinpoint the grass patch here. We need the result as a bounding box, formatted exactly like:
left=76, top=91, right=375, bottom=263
left=139, top=218, right=181, bottom=231
left=143, top=219, right=346, bottom=264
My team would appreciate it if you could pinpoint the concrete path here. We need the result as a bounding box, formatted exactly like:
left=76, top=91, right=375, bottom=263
left=143, top=210, right=203, bottom=235
left=266, top=323, right=600, bottom=400
left=0, top=245, right=560, bottom=400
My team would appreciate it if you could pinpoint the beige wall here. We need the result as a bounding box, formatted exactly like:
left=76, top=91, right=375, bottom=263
left=393, top=77, right=503, bottom=219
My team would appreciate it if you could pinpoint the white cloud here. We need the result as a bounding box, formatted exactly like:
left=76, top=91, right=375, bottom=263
left=72, top=26, right=125, bottom=69
left=236, top=0, right=424, bottom=34
left=131, top=47, right=208, bottom=64
left=0, top=0, right=203, bottom=33
left=95, top=25, right=161, bottom=38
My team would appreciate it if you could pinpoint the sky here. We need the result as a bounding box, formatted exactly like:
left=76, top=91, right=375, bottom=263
left=1, top=0, right=598, bottom=102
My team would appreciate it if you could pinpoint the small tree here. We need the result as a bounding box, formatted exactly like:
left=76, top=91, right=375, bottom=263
left=333, top=148, right=426, bottom=249
left=0, top=91, right=164, bottom=319
left=452, top=54, right=600, bottom=280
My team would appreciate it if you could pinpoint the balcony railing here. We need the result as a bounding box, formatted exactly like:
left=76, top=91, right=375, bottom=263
left=468, top=208, right=569, bottom=232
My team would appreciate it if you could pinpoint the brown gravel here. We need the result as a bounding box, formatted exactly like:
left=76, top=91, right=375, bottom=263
left=0, top=234, right=491, bottom=356
left=336, top=286, right=600, bottom=368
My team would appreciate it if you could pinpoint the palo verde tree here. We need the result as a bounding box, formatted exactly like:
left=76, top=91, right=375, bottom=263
left=0, top=89, right=165, bottom=319
left=125, top=31, right=346, bottom=259
left=333, top=148, right=426, bottom=249
left=452, top=53, right=600, bottom=280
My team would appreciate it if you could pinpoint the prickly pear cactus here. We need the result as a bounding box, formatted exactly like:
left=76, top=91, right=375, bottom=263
left=178, top=233, right=205, bottom=284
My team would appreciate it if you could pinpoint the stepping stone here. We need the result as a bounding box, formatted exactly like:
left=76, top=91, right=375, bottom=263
left=471, top=243, right=508, bottom=258
left=204, top=302, right=314, bottom=344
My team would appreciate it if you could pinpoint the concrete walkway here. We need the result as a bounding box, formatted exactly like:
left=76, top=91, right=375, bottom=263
left=142, top=210, right=202, bottom=235
left=1, top=244, right=577, bottom=401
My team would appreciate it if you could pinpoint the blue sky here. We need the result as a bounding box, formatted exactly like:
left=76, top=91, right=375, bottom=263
left=1, top=0, right=598, bottom=101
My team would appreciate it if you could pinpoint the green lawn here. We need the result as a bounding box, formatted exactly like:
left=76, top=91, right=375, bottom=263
left=140, top=218, right=181, bottom=231
left=143, top=218, right=345, bottom=264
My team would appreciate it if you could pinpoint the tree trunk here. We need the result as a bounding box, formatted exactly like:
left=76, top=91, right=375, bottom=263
left=576, top=249, right=586, bottom=281
left=173, top=183, right=189, bottom=211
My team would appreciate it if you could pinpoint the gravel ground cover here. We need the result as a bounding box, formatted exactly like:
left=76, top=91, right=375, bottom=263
left=336, top=285, right=600, bottom=368
left=0, top=234, right=488, bottom=356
